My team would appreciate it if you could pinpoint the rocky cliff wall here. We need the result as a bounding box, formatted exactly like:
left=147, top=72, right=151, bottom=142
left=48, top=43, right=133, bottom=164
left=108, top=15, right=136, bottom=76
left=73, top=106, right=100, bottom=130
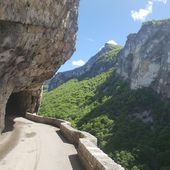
left=118, top=19, right=170, bottom=98
left=48, top=19, right=170, bottom=99
left=0, top=0, right=79, bottom=132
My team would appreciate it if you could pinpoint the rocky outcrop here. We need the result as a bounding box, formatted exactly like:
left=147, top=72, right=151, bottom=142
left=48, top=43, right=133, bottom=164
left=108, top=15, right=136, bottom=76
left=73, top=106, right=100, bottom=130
left=49, top=43, right=122, bottom=91
left=118, top=19, right=170, bottom=98
left=0, top=0, right=79, bottom=132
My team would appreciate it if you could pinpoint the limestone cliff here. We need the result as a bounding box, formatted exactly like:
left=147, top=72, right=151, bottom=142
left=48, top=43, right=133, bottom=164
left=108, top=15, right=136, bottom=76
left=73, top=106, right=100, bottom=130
left=118, top=19, right=170, bottom=98
left=49, top=43, right=122, bottom=91
left=49, top=18, right=170, bottom=99
left=0, top=0, right=79, bottom=132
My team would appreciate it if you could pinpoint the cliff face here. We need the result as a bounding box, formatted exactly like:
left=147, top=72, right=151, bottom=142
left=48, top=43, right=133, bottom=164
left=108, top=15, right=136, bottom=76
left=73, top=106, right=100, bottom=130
left=40, top=19, right=170, bottom=170
left=0, top=0, right=79, bottom=132
left=49, top=19, right=170, bottom=99
left=49, top=43, right=122, bottom=91
left=118, top=19, right=170, bottom=98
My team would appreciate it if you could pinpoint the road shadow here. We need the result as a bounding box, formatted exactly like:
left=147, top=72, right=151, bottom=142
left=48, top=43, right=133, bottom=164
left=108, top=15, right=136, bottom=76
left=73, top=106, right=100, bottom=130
left=0, top=116, right=21, bottom=161
left=56, top=131, right=85, bottom=169
left=56, top=130, right=71, bottom=144
left=69, top=154, right=85, bottom=170
left=2, top=116, right=16, bottom=133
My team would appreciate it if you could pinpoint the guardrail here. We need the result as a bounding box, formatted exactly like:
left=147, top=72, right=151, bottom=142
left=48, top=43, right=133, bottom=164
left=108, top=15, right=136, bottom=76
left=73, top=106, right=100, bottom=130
left=26, top=113, right=124, bottom=170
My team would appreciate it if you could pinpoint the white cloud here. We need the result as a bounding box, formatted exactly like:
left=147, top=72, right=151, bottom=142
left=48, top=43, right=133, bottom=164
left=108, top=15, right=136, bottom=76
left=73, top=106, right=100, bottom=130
left=99, top=40, right=118, bottom=51
left=154, top=0, right=167, bottom=4
left=72, top=60, right=85, bottom=67
left=131, top=0, right=167, bottom=22
left=106, top=40, right=118, bottom=45
left=131, top=1, right=153, bottom=21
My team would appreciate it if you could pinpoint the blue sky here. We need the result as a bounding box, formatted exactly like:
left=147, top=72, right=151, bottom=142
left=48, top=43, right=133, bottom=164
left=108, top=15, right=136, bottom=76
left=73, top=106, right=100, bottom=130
left=59, top=0, right=170, bottom=72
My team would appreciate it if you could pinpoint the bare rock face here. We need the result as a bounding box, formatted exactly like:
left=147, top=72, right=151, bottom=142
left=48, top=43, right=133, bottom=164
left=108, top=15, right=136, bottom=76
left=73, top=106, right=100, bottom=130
left=0, top=0, right=79, bottom=132
left=118, top=19, right=170, bottom=98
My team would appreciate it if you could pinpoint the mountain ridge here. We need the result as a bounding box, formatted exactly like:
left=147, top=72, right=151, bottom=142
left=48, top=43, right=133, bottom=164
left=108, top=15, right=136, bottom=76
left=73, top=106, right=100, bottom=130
left=40, top=18, right=170, bottom=170
left=48, top=43, right=122, bottom=91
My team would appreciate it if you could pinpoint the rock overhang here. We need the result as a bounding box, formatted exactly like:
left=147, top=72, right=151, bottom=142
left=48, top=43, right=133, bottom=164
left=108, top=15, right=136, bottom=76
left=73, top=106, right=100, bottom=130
left=0, top=0, right=79, bottom=28
left=0, top=0, right=79, bottom=132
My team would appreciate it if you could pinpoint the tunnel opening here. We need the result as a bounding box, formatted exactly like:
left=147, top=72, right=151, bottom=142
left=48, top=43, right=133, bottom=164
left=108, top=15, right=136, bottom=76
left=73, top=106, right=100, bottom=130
left=5, top=89, right=41, bottom=117
left=3, top=91, right=30, bottom=132
left=6, top=92, right=28, bottom=117
left=3, top=90, right=40, bottom=132
left=3, top=90, right=41, bottom=132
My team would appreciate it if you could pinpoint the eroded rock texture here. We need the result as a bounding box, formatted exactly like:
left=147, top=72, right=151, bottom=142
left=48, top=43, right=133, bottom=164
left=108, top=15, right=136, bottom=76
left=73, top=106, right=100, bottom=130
left=0, top=0, right=79, bottom=132
left=118, top=19, right=170, bottom=98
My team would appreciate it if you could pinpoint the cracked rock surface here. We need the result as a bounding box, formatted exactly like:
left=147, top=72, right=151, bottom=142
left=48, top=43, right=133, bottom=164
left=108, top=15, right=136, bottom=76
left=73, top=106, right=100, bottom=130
left=118, top=20, right=170, bottom=98
left=0, top=0, right=79, bottom=132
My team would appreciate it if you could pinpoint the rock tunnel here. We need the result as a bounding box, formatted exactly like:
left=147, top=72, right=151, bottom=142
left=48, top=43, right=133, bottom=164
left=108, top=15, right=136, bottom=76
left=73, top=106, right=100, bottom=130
left=0, top=0, right=79, bottom=132
left=5, top=90, right=41, bottom=117
left=3, top=90, right=41, bottom=132
left=6, top=92, right=27, bottom=117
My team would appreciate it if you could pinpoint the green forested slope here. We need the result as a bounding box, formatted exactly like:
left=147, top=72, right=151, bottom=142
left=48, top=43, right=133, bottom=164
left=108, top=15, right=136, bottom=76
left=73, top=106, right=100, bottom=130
left=48, top=44, right=122, bottom=91
left=40, top=69, right=170, bottom=170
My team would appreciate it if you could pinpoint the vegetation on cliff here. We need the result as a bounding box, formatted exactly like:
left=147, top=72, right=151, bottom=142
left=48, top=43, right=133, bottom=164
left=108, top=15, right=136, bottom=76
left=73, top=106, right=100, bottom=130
left=40, top=68, right=170, bottom=170
left=48, top=44, right=122, bottom=91
left=39, top=33, right=170, bottom=169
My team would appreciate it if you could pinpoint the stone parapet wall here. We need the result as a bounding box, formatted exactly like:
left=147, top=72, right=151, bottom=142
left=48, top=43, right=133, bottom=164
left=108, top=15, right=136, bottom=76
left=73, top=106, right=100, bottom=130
left=26, top=112, right=65, bottom=127
left=60, top=122, right=97, bottom=146
left=26, top=113, right=124, bottom=170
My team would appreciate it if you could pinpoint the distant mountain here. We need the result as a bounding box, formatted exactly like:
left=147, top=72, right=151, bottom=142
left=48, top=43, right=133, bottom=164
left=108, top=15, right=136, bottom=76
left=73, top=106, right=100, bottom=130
left=48, top=43, right=122, bottom=91
left=49, top=19, right=170, bottom=99
left=40, top=19, right=170, bottom=170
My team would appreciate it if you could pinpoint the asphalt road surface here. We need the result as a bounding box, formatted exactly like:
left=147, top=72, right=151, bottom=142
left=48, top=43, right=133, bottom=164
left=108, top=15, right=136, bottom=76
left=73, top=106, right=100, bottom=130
left=0, top=117, right=84, bottom=170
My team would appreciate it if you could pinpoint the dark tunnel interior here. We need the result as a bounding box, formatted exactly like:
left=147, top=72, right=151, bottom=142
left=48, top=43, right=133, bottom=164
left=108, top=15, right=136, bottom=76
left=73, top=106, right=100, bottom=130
left=6, top=92, right=28, bottom=117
